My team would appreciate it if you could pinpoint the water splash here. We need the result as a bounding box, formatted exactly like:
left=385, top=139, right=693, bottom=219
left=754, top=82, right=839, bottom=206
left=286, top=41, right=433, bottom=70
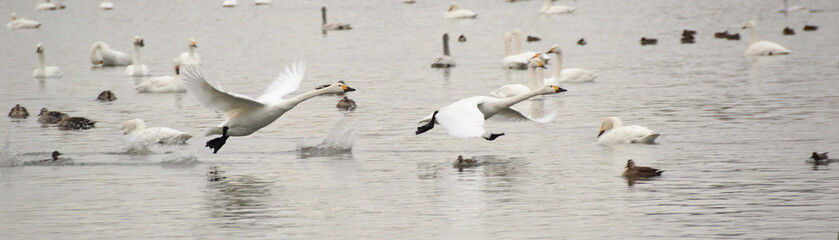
left=118, top=135, right=154, bottom=155
left=297, top=117, right=357, bottom=156
left=159, top=147, right=200, bottom=167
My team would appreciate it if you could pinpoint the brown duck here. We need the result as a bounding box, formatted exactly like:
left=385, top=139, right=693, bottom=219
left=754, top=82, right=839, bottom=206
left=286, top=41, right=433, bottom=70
left=8, top=104, right=29, bottom=119
left=622, top=159, right=663, bottom=178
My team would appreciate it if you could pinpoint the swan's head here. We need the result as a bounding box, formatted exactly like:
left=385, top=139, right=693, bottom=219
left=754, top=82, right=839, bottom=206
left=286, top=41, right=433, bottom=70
left=36, top=43, right=43, bottom=53
left=322, top=82, right=356, bottom=93
left=134, top=36, right=145, bottom=47
left=546, top=44, right=562, bottom=55
left=449, top=2, right=459, bottom=11
left=174, top=65, right=180, bottom=75
left=529, top=55, right=546, bottom=69
left=514, top=28, right=522, bottom=37
left=598, top=117, right=622, bottom=137
left=121, top=119, right=146, bottom=135
left=547, top=85, right=567, bottom=94
left=11, top=12, right=17, bottom=20
left=742, top=20, right=757, bottom=29
left=189, top=38, right=198, bottom=48
left=626, top=159, right=636, bottom=169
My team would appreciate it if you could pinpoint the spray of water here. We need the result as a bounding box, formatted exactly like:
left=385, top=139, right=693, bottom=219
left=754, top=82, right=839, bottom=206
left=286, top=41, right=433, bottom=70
left=297, top=117, right=357, bottom=155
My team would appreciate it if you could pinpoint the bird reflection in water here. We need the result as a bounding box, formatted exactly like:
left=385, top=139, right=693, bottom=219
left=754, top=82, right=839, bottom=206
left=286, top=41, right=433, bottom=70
left=205, top=167, right=276, bottom=226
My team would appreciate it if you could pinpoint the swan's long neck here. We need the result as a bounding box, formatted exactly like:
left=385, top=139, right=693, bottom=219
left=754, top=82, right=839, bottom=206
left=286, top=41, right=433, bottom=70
left=514, top=32, right=523, bottom=54
left=748, top=26, right=757, bottom=45
left=552, top=52, right=563, bottom=79
left=442, top=34, right=450, bottom=56
left=90, top=42, right=103, bottom=63
left=529, top=63, right=539, bottom=89
left=132, top=44, right=142, bottom=70
left=284, top=88, right=333, bottom=109
left=496, top=86, right=544, bottom=109
left=542, top=0, right=551, bottom=11
left=37, top=51, right=46, bottom=73
left=322, top=7, right=327, bottom=25
left=188, top=45, right=196, bottom=58
left=504, top=34, right=511, bottom=56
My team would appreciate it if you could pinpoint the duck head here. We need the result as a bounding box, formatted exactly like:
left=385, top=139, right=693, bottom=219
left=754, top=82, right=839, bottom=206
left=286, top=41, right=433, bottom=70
left=51, top=151, right=62, bottom=161
left=626, top=159, right=636, bottom=168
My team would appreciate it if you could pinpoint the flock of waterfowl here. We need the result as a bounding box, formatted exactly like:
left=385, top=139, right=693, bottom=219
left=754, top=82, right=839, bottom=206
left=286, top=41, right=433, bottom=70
left=5, top=0, right=834, bottom=179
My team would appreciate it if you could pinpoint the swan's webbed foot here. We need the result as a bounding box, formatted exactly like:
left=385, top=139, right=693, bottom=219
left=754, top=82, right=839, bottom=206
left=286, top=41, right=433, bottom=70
left=415, top=111, right=439, bottom=135
left=484, top=133, right=505, bottom=141
left=206, top=126, right=229, bottom=154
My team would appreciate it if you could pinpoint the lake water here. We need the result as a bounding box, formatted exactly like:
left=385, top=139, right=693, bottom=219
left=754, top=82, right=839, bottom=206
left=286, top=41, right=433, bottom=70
left=2, top=0, right=839, bottom=239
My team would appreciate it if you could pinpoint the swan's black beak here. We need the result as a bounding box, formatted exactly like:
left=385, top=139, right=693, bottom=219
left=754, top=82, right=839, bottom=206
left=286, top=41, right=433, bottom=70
left=597, top=130, right=605, bottom=137
left=344, top=86, right=356, bottom=92
left=552, top=86, right=567, bottom=93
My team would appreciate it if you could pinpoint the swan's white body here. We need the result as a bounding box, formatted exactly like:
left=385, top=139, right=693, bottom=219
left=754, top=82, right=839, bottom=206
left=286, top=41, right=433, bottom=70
left=174, top=38, right=201, bottom=66
left=122, top=119, right=192, bottom=145
left=445, top=2, right=477, bottom=19
left=541, top=0, right=576, bottom=14
left=126, top=36, right=150, bottom=76
left=7, top=13, right=41, bottom=30
left=33, top=44, right=62, bottom=78
left=743, top=21, right=791, bottom=56
left=504, top=29, right=550, bottom=69
left=35, top=0, right=58, bottom=11
left=254, top=0, right=272, bottom=5
left=431, top=34, right=456, bottom=68
left=223, top=0, right=237, bottom=7
left=597, top=117, right=660, bottom=145
left=543, top=45, right=597, bottom=84
left=99, top=0, right=113, bottom=10
left=181, top=63, right=355, bottom=137
left=322, top=7, right=351, bottom=31
left=90, top=42, right=132, bottom=66
left=136, top=66, right=184, bottom=93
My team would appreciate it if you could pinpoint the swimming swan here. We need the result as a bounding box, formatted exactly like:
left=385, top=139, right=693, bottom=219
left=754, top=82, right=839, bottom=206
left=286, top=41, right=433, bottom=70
left=742, top=20, right=790, bottom=56
left=543, top=45, right=597, bottom=84
left=222, top=0, right=237, bottom=7
left=445, top=2, right=477, bottom=19
left=7, top=13, right=41, bottom=30
left=492, top=54, right=547, bottom=98
left=254, top=0, right=272, bottom=5
left=597, top=117, right=660, bottom=144
left=541, top=0, right=576, bottom=14
left=121, top=119, right=193, bottom=145
left=174, top=38, right=201, bottom=67
left=125, top=36, right=150, bottom=76
left=33, top=43, right=62, bottom=78
left=35, top=0, right=58, bottom=11
left=322, top=7, right=351, bottom=30
left=501, top=32, right=528, bottom=70
left=180, top=63, right=357, bottom=153
left=90, top=41, right=132, bottom=66
left=431, top=33, right=456, bottom=68
left=99, top=0, right=113, bottom=10
left=136, top=65, right=184, bottom=93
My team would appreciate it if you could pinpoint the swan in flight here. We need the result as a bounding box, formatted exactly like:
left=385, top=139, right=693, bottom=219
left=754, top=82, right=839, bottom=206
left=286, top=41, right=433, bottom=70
left=543, top=45, right=597, bottom=85
left=125, top=36, right=150, bottom=76
left=33, top=43, right=62, bottom=78
left=90, top=42, right=132, bottom=66
left=742, top=20, right=790, bottom=56
left=223, top=0, right=237, bottom=7
left=541, top=0, right=576, bottom=14
left=173, top=38, right=201, bottom=67
left=597, top=117, right=660, bottom=144
left=7, top=13, right=41, bottom=30
left=322, top=7, right=351, bottom=30
left=254, top=0, right=272, bottom=5
left=99, top=0, right=113, bottom=10
left=180, top=63, right=357, bottom=153
left=417, top=59, right=564, bottom=140
left=121, top=119, right=193, bottom=145
left=136, top=65, right=185, bottom=93
left=445, top=2, right=477, bottom=19
left=492, top=54, right=547, bottom=98
left=431, top=33, right=456, bottom=68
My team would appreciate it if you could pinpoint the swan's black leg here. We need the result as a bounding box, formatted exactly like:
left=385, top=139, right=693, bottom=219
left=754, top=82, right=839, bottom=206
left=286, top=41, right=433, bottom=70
left=206, top=126, right=230, bottom=154
left=484, top=133, right=505, bottom=141
left=415, top=111, right=439, bottom=135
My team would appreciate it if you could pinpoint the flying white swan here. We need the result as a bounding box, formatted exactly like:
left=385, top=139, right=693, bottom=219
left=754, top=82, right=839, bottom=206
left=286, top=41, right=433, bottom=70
left=90, top=42, right=132, bottom=66
left=742, top=20, right=791, bottom=56
left=122, top=119, right=192, bottom=145
left=543, top=44, right=598, bottom=85
left=541, top=0, right=576, bottom=14
left=136, top=65, right=184, bottom=93
left=431, top=33, right=456, bottom=68
left=445, top=2, right=477, bottom=19
left=223, top=0, right=237, bottom=7
left=125, top=36, right=150, bottom=76
left=173, top=38, right=201, bottom=67
left=7, top=13, right=41, bottom=30
left=597, top=117, right=660, bottom=145
left=254, top=0, right=272, bottom=6
left=99, top=0, right=113, bottom=10
left=180, top=63, right=357, bottom=153
left=33, top=43, right=62, bottom=78
left=322, top=7, right=351, bottom=30
left=35, top=0, right=58, bottom=11
left=417, top=59, right=564, bottom=140
left=492, top=54, right=547, bottom=98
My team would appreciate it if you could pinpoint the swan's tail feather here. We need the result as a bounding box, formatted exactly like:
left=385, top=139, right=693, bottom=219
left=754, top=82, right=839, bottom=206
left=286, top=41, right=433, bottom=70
left=635, top=133, right=660, bottom=144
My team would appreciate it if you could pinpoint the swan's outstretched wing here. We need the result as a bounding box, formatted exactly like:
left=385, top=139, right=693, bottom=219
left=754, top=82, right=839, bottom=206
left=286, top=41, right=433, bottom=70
left=257, top=62, right=305, bottom=104
left=436, top=97, right=487, bottom=138
left=489, top=107, right=555, bottom=123
left=181, top=65, right=263, bottom=116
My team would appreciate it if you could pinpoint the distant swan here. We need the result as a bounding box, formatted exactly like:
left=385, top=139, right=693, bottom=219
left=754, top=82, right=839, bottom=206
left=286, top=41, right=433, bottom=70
left=35, top=0, right=59, bottom=11
left=7, top=13, right=41, bottom=30
left=90, top=41, right=132, bottom=66
left=99, top=0, right=113, bottom=10
left=501, top=32, right=528, bottom=70
left=541, top=0, right=576, bottom=14
left=223, top=0, right=237, bottom=7
left=322, top=7, right=351, bottom=30
left=33, top=43, right=62, bottom=78
left=121, top=119, right=192, bottom=145
left=180, top=63, right=357, bottom=153
left=445, top=2, right=477, bottom=19
left=254, top=0, right=272, bottom=5
left=742, top=20, right=790, bottom=56
left=125, top=36, right=150, bottom=76
left=597, top=117, right=660, bottom=144
left=431, top=33, right=456, bottom=68
left=136, top=65, right=184, bottom=93
left=543, top=44, right=597, bottom=84
left=173, top=38, right=201, bottom=67
left=492, top=55, right=547, bottom=98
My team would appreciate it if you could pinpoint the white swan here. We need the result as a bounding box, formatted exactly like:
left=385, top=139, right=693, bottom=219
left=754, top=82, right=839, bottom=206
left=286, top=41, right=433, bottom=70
left=90, top=42, right=132, bottom=66
left=445, top=2, right=477, bottom=19
left=136, top=65, right=184, bottom=93
left=180, top=63, right=357, bottom=153
left=35, top=0, right=58, bottom=11
left=597, top=117, right=660, bottom=144
left=543, top=45, right=597, bottom=84
left=173, top=38, right=201, bottom=67
left=742, top=20, right=791, bottom=56
left=501, top=32, right=528, bottom=70
left=223, top=0, right=237, bottom=7
left=254, top=0, right=272, bottom=5
left=492, top=55, right=547, bottom=98
left=122, top=119, right=192, bottom=145
left=99, top=0, right=113, bottom=10
left=125, top=36, right=150, bottom=76
left=431, top=33, right=456, bottom=68
left=541, top=0, right=576, bottom=14
left=33, top=43, right=62, bottom=78
left=510, top=29, right=550, bottom=66
left=322, top=7, right=352, bottom=31
left=7, top=13, right=41, bottom=30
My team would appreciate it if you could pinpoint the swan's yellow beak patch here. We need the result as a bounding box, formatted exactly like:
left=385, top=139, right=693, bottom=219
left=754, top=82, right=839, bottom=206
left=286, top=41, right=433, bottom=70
left=98, top=61, right=103, bottom=65
left=341, top=85, right=348, bottom=91
left=548, top=47, right=556, bottom=53
left=532, top=53, right=540, bottom=59
left=449, top=6, right=453, bottom=11
left=191, top=41, right=197, bottom=47
left=552, top=86, right=559, bottom=92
